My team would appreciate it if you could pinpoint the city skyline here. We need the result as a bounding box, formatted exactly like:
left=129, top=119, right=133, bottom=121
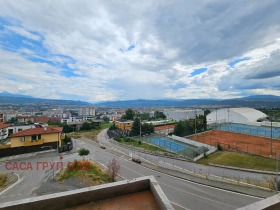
left=0, top=1, right=280, bottom=103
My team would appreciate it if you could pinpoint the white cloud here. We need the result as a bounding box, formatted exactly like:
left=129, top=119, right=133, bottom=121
left=0, top=0, right=279, bottom=102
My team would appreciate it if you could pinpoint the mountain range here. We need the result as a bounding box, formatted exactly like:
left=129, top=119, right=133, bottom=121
left=0, top=92, right=280, bottom=108
left=95, top=95, right=280, bottom=108
left=0, top=92, right=90, bottom=105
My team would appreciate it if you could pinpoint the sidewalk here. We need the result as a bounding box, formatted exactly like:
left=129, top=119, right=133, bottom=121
left=0, top=148, right=77, bottom=163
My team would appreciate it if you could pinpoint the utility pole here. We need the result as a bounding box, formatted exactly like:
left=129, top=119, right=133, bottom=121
left=270, top=115, right=273, bottom=158
left=139, top=116, right=141, bottom=141
left=276, top=150, right=279, bottom=192
left=195, top=110, right=197, bottom=139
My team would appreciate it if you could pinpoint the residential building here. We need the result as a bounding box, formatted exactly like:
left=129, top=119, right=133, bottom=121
left=0, top=113, right=4, bottom=122
left=9, top=127, right=63, bottom=148
left=0, top=123, right=10, bottom=141
left=163, top=109, right=204, bottom=121
left=154, top=125, right=175, bottom=136
left=78, top=106, right=95, bottom=116
left=115, top=119, right=134, bottom=131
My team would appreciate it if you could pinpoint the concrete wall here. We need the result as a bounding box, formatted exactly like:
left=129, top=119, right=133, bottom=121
left=237, top=193, right=280, bottom=210
left=0, top=176, right=174, bottom=210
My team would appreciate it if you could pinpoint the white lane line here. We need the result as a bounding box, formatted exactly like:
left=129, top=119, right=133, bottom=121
left=171, top=202, right=190, bottom=210
left=120, top=159, right=238, bottom=208
left=160, top=181, right=238, bottom=209
left=81, top=138, right=263, bottom=200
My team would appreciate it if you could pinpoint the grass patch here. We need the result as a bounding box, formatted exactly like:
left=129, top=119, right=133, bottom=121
left=197, top=151, right=278, bottom=171
left=0, top=173, right=7, bottom=187
left=59, top=160, right=111, bottom=185
left=68, top=122, right=111, bottom=140
left=120, top=138, right=170, bottom=153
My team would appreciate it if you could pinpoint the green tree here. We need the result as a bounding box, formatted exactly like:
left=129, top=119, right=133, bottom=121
left=122, top=108, right=135, bottom=120
left=154, top=111, right=166, bottom=119
left=78, top=148, right=90, bottom=159
left=80, top=122, right=92, bottom=131
left=102, top=116, right=110, bottom=123
left=174, top=120, right=194, bottom=137
left=62, top=123, right=73, bottom=133
left=130, top=117, right=140, bottom=136
left=141, top=123, right=154, bottom=134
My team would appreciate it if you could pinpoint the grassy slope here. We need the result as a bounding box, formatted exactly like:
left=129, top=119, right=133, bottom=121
left=197, top=151, right=278, bottom=171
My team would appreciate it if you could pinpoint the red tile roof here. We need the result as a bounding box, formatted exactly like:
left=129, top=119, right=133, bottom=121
left=0, top=123, right=11, bottom=129
left=10, top=127, right=62, bottom=137
left=154, top=125, right=175, bottom=131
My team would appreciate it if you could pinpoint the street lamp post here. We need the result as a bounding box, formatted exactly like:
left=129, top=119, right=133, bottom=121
left=276, top=150, right=280, bottom=192
left=139, top=116, right=141, bottom=141
left=41, top=146, right=54, bottom=180
left=270, top=115, right=273, bottom=158
left=194, top=110, right=197, bottom=140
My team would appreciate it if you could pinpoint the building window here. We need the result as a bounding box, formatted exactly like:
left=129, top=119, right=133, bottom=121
left=38, top=134, right=41, bottom=140
left=18, top=129, right=22, bottom=132
left=31, top=135, right=37, bottom=142
left=20, top=137, right=25, bottom=142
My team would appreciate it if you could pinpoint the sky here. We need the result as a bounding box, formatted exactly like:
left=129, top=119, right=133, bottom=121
left=0, top=0, right=280, bottom=102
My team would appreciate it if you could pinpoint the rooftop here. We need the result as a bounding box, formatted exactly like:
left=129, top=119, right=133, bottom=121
left=0, top=123, right=11, bottom=129
left=0, top=176, right=174, bottom=210
left=9, top=126, right=62, bottom=137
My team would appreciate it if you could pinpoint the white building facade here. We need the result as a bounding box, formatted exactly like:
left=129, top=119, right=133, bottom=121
left=163, top=109, right=204, bottom=121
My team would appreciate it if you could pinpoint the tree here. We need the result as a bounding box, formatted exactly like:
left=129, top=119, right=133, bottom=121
left=174, top=120, right=194, bottom=137
left=78, top=148, right=90, bottom=159
left=154, top=111, right=166, bottom=119
left=107, top=158, right=120, bottom=182
left=122, top=108, right=135, bottom=120
left=130, top=117, right=140, bottom=136
left=80, top=122, right=92, bottom=131
left=62, top=123, right=73, bottom=133
left=141, top=123, right=154, bottom=134
left=102, top=116, right=110, bottom=123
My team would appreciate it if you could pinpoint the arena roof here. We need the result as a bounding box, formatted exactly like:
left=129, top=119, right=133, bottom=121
left=229, top=108, right=267, bottom=122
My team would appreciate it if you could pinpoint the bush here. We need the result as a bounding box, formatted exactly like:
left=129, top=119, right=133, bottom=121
left=114, top=136, right=121, bottom=142
left=78, top=148, right=90, bottom=157
left=124, top=137, right=130, bottom=142
left=0, top=173, right=7, bottom=186
left=138, top=140, right=142, bottom=145
left=217, top=143, right=223, bottom=151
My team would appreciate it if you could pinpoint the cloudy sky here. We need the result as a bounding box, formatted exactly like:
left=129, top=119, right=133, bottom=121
left=0, top=0, right=280, bottom=102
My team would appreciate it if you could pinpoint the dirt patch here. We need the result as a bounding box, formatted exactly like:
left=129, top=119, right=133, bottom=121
left=0, top=173, right=18, bottom=192
left=190, top=130, right=280, bottom=157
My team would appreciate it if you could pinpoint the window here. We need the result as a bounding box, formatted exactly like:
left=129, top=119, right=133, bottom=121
left=20, top=137, right=25, bottom=142
left=31, top=135, right=37, bottom=142
left=38, top=134, right=41, bottom=140
left=18, top=129, right=22, bottom=132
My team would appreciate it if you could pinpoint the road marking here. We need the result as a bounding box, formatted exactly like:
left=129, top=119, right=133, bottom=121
left=81, top=139, right=263, bottom=200
left=171, top=202, right=190, bottom=210
left=160, top=181, right=238, bottom=209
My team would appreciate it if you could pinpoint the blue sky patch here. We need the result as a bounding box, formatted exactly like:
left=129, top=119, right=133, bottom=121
left=191, top=68, right=207, bottom=77
left=228, top=57, right=250, bottom=67
left=0, top=16, right=81, bottom=78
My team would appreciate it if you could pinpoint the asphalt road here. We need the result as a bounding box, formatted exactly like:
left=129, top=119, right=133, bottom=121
left=0, top=135, right=261, bottom=210
left=98, top=129, right=274, bottom=181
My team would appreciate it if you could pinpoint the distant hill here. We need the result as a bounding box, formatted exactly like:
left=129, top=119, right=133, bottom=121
left=95, top=95, right=280, bottom=108
left=0, top=92, right=279, bottom=108
left=0, top=92, right=91, bottom=105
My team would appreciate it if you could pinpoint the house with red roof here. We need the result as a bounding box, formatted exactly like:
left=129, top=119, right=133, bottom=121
left=9, top=127, right=63, bottom=148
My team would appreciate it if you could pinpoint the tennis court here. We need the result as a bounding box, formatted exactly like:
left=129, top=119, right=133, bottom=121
left=218, top=123, right=280, bottom=139
left=142, top=135, right=198, bottom=158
